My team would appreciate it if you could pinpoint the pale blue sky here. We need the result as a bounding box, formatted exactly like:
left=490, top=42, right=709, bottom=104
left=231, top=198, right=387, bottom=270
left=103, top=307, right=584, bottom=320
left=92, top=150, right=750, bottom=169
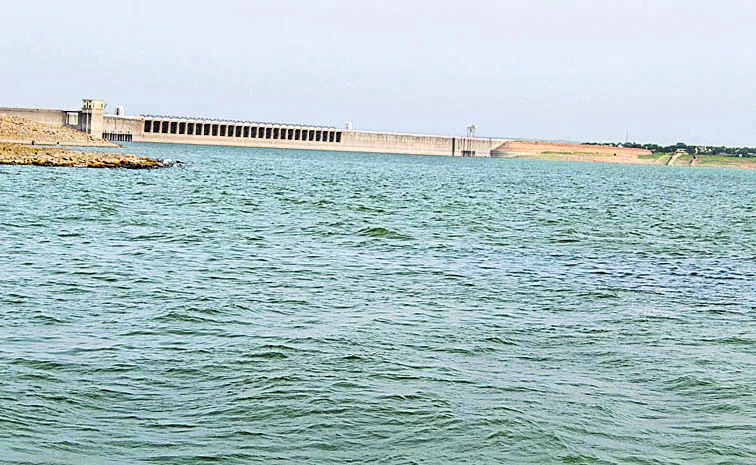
left=2, top=0, right=754, bottom=145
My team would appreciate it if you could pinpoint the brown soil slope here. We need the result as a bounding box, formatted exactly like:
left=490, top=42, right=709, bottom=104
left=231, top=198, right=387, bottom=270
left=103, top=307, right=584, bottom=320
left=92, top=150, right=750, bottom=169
left=491, top=140, right=653, bottom=166
left=493, top=140, right=651, bottom=158
left=0, top=116, right=117, bottom=147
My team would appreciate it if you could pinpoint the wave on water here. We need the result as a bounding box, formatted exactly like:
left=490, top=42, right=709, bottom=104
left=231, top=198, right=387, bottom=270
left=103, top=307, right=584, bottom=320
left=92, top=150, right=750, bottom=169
left=2, top=144, right=755, bottom=464
left=354, top=226, right=412, bottom=240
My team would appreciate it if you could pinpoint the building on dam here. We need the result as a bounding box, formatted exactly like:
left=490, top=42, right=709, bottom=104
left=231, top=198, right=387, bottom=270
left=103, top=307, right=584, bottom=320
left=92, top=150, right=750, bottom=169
left=0, top=98, right=504, bottom=157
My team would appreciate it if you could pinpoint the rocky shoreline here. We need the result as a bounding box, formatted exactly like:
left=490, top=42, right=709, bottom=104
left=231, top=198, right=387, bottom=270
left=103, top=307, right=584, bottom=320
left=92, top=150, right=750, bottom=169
left=0, top=115, right=174, bottom=169
left=0, top=143, right=173, bottom=169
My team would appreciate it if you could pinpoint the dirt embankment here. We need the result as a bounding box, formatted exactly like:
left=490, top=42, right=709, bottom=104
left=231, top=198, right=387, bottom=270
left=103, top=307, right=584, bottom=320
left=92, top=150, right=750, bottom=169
left=492, top=141, right=651, bottom=164
left=0, top=116, right=117, bottom=148
left=0, top=143, right=170, bottom=169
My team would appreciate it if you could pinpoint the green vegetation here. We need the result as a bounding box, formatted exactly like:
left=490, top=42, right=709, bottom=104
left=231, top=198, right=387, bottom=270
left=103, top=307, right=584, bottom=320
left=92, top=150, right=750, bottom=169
left=638, top=153, right=668, bottom=160
left=584, top=141, right=756, bottom=158
left=692, top=154, right=750, bottom=165
left=696, top=154, right=742, bottom=161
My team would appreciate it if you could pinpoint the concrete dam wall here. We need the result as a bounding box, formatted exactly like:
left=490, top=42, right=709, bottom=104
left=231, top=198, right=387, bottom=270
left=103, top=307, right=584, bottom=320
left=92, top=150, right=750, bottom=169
left=0, top=108, right=71, bottom=127
left=1, top=99, right=503, bottom=157
left=104, top=115, right=501, bottom=157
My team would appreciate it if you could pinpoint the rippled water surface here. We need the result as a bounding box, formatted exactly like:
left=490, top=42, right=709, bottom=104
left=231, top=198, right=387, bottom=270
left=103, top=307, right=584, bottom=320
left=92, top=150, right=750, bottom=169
left=1, top=144, right=755, bottom=464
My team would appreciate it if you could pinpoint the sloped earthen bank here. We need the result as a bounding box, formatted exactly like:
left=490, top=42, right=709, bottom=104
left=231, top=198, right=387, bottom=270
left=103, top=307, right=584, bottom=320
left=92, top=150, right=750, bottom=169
left=0, top=115, right=117, bottom=147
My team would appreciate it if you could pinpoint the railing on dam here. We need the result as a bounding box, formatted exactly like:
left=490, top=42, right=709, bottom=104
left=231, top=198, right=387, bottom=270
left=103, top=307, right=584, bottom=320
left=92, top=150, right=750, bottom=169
left=141, top=114, right=335, bottom=130
left=141, top=117, right=343, bottom=144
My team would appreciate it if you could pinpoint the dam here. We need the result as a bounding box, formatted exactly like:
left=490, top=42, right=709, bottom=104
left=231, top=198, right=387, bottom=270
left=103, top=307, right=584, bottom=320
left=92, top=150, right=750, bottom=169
left=0, top=99, right=503, bottom=158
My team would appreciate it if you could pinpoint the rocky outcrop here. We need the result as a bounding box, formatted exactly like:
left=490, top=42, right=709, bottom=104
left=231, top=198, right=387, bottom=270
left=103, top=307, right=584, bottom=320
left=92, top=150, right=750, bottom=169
left=0, top=143, right=172, bottom=169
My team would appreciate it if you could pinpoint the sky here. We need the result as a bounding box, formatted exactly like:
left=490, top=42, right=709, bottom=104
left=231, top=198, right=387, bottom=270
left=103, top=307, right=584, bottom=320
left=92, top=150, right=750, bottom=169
left=1, top=0, right=754, bottom=146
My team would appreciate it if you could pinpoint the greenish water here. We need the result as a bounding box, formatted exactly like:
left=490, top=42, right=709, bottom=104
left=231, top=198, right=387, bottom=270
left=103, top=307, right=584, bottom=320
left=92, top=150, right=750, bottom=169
left=1, top=144, right=754, bottom=464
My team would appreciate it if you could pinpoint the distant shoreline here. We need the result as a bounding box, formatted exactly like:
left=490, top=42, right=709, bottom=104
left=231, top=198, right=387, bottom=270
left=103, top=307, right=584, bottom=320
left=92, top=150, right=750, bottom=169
left=493, top=151, right=756, bottom=170
left=2, top=112, right=752, bottom=170
left=491, top=141, right=756, bottom=170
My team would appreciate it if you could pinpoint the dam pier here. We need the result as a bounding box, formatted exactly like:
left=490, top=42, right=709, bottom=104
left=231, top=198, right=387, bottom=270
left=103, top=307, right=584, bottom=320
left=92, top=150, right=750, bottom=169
left=0, top=99, right=501, bottom=157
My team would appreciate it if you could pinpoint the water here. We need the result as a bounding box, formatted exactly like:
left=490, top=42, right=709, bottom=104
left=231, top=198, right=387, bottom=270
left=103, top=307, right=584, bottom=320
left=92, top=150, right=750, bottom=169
left=1, top=144, right=754, bottom=464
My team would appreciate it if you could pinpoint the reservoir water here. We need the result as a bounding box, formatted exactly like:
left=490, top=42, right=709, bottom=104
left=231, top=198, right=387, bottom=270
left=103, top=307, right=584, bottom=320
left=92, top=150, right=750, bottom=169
left=1, top=144, right=754, bottom=464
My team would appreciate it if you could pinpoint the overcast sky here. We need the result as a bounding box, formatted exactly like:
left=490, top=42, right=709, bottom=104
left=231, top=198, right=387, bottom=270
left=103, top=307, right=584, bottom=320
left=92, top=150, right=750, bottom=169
left=1, top=0, right=754, bottom=145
